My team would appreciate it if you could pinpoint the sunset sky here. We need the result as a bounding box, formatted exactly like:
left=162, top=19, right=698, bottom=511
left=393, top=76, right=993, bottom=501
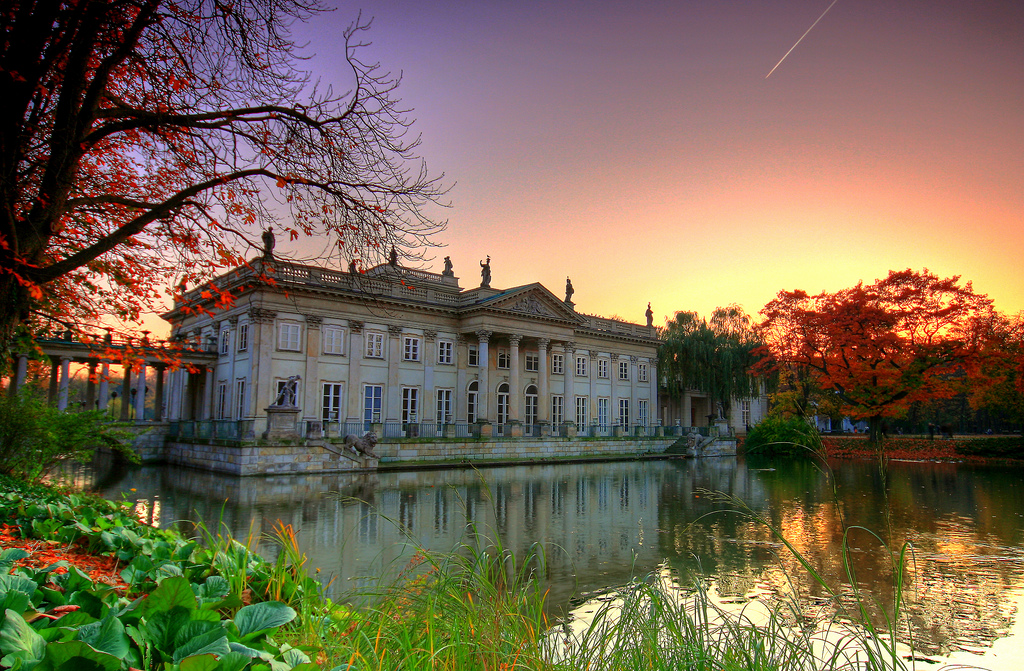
left=280, top=0, right=1023, bottom=328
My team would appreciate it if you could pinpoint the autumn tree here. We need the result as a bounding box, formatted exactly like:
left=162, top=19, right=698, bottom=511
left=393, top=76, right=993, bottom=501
left=757, top=269, right=996, bottom=443
left=0, top=0, right=446, bottom=362
left=659, top=305, right=769, bottom=422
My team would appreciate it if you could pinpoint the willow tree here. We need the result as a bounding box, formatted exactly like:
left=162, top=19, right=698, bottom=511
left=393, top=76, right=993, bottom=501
left=658, top=305, right=769, bottom=422
left=0, top=0, right=446, bottom=362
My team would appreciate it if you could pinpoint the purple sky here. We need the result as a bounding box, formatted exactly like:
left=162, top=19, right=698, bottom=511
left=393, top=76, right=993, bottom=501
left=283, top=0, right=1023, bottom=326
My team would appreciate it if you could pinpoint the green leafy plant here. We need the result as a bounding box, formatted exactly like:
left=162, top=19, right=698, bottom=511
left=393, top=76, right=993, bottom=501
left=743, top=415, right=822, bottom=456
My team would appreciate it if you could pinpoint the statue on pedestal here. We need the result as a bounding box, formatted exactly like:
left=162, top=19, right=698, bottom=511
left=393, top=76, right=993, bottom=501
left=261, top=227, right=275, bottom=260
left=480, top=256, right=491, bottom=288
left=646, top=302, right=654, bottom=327
left=273, top=375, right=301, bottom=407
left=564, top=277, right=574, bottom=304
left=443, top=256, right=454, bottom=276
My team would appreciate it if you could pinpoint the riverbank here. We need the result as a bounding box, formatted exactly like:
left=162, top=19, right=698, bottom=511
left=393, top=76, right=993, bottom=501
left=819, top=435, right=1024, bottom=463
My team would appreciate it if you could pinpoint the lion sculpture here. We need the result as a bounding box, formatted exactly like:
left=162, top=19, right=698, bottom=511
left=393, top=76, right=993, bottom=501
left=343, top=431, right=379, bottom=458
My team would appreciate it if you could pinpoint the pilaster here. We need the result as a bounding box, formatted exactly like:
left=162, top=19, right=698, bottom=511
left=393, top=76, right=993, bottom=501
left=476, top=330, right=491, bottom=421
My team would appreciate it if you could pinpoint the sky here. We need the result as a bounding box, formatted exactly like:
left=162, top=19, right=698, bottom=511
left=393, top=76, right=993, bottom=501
left=275, top=0, right=1024, bottom=329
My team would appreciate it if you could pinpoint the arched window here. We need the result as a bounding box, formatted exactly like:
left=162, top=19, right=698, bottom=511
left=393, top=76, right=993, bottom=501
left=467, top=380, right=478, bottom=424
left=524, top=384, right=538, bottom=427
left=496, top=382, right=510, bottom=426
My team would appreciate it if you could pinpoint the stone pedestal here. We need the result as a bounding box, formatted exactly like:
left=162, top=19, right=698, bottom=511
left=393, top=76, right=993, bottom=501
left=613, top=425, right=625, bottom=437
left=562, top=422, right=577, bottom=438
left=508, top=420, right=523, bottom=437
left=263, top=406, right=300, bottom=441
left=443, top=424, right=457, bottom=438
left=714, top=419, right=730, bottom=436
left=540, top=422, right=552, bottom=437
left=478, top=422, right=494, bottom=438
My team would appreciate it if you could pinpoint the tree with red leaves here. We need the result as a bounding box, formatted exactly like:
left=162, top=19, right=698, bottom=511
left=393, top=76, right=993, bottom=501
left=757, top=269, right=996, bottom=443
left=0, top=0, right=446, bottom=362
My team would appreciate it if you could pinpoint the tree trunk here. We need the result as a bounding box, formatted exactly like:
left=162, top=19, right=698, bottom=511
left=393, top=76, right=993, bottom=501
left=868, top=415, right=884, bottom=447
left=0, top=274, right=33, bottom=370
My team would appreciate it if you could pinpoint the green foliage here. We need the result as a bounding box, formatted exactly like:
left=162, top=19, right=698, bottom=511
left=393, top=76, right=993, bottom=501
left=743, top=416, right=822, bottom=456
left=0, top=392, right=136, bottom=482
left=659, top=305, right=770, bottom=417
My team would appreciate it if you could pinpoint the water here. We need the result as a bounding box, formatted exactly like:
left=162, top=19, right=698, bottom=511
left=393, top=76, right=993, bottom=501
left=77, top=454, right=1024, bottom=656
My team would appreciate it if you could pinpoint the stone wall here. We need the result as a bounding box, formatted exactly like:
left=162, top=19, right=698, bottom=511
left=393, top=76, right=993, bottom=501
left=156, top=437, right=676, bottom=476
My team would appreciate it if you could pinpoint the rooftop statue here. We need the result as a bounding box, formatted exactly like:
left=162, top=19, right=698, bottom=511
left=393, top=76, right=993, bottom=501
left=262, top=226, right=275, bottom=260
left=480, top=255, right=491, bottom=288
left=565, top=277, right=574, bottom=304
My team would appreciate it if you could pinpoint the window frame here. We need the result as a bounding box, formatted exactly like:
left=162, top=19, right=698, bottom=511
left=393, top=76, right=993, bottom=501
left=403, top=335, right=421, bottom=362
left=551, top=395, right=564, bottom=425
left=468, top=344, right=479, bottom=367
left=277, top=321, right=302, bottom=352
left=618, top=360, right=630, bottom=381
left=497, top=348, right=510, bottom=369
left=437, top=340, right=454, bottom=365
left=322, top=382, right=344, bottom=422
left=551, top=353, right=564, bottom=375
left=597, top=358, right=609, bottom=378
left=401, top=386, right=419, bottom=423
left=322, top=326, right=346, bottom=356
left=638, top=362, right=648, bottom=382
left=575, top=356, right=588, bottom=377
left=524, top=353, right=539, bottom=372
left=365, top=331, right=385, bottom=359
left=236, top=322, right=249, bottom=352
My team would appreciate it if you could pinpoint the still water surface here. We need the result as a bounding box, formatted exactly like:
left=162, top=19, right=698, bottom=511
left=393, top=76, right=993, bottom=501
left=82, top=455, right=1024, bottom=656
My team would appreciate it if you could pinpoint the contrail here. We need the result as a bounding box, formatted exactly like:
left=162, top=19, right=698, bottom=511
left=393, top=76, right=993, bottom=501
left=766, top=0, right=839, bottom=78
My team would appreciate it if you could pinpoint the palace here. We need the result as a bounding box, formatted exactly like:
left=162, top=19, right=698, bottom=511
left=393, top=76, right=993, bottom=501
left=161, top=253, right=661, bottom=440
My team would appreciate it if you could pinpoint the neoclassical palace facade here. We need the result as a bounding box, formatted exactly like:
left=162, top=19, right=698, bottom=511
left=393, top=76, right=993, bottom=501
left=162, top=256, right=661, bottom=438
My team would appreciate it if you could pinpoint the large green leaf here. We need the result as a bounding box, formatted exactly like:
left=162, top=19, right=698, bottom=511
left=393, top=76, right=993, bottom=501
left=75, top=614, right=129, bottom=659
left=0, top=608, right=47, bottom=668
left=234, top=602, right=296, bottom=639
left=143, top=576, right=196, bottom=616
left=178, top=653, right=222, bottom=671
left=173, top=628, right=231, bottom=663
left=36, top=640, right=121, bottom=671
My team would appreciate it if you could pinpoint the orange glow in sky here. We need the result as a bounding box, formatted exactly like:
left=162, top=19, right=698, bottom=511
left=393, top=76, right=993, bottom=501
left=176, top=0, right=1022, bottom=331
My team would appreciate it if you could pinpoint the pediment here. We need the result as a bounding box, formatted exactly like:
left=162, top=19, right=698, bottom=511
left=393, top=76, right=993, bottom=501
left=479, top=284, right=583, bottom=323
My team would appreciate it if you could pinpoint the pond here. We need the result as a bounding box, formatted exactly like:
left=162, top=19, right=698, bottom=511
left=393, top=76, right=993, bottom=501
left=77, top=454, right=1024, bottom=658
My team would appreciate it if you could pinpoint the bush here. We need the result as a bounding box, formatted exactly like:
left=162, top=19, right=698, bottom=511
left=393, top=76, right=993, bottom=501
left=0, top=391, right=136, bottom=482
left=743, top=415, right=822, bottom=456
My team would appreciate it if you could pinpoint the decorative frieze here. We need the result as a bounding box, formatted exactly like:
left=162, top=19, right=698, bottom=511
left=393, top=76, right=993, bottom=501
left=248, top=308, right=277, bottom=324
left=348, top=320, right=364, bottom=334
left=303, top=314, right=323, bottom=329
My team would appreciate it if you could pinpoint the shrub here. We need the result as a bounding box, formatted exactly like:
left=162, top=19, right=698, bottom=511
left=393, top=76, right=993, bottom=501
left=743, top=415, right=822, bottom=456
left=954, top=436, right=1024, bottom=459
left=0, top=391, right=136, bottom=482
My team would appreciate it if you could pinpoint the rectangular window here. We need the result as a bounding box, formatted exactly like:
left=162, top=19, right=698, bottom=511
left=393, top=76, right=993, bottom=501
left=525, top=353, right=539, bottom=372
left=278, top=322, right=301, bottom=351
left=741, top=399, right=751, bottom=428
left=575, top=356, right=588, bottom=377
left=468, top=345, right=479, bottom=367
left=437, top=340, right=454, bottom=365
left=551, top=395, right=564, bottom=425
left=216, top=382, right=228, bottom=419
left=219, top=330, right=230, bottom=356
left=403, top=336, right=421, bottom=362
left=638, top=362, right=648, bottom=382
left=598, top=398, right=609, bottom=426
left=436, top=389, right=453, bottom=424
left=365, top=332, right=384, bottom=358
left=618, top=360, right=630, bottom=381
left=598, top=359, right=609, bottom=378
left=402, top=387, right=419, bottom=423
left=638, top=399, right=648, bottom=427
left=576, top=396, right=588, bottom=427
left=551, top=354, right=564, bottom=375
left=236, top=323, right=249, bottom=352
left=497, top=348, right=510, bottom=369
left=467, top=386, right=477, bottom=424
left=619, top=399, right=630, bottom=427
left=322, top=383, right=343, bottom=422
left=363, top=384, right=383, bottom=425
left=322, top=326, right=345, bottom=356
left=234, top=379, right=246, bottom=419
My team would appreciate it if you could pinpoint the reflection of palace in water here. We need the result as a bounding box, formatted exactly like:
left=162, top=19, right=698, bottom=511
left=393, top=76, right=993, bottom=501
left=90, top=457, right=1024, bottom=653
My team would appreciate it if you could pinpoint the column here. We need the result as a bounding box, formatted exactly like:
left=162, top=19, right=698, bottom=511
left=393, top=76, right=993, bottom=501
left=11, top=355, right=28, bottom=396
left=135, top=360, right=147, bottom=421
left=423, top=330, right=437, bottom=422
left=98, top=363, right=110, bottom=411
left=226, top=317, right=238, bottom=418
left=649, top=357, right=659, bottom=427
left=455, top=335, right=468, bottom=422
left=508, top=334, right=521, bottom=422
left=47, top=360, right=59, bottom=404
left=57, top=357, right=71, bottom=411
left=589, top=352, right=598, bottom=427
left=202, top=366, right=214, bottom=419
left=476, top=330, right=491, bottom=421
left=154, top=364, right=166, bottom=421
left=537, top=338, right=550, bottom=424
left=630, top=356, right=639, bottom=430
left=247, top=308, right=277, bottom=419
left=609, top=354, right=619, bottom=426
left=563, top=342, right=575, bottom=428
left=120, top=365, right=131, bottom=421
left=302, top=314, right=322, bottom=423
left=85, top=362, right=98, bottom=409
left=386, top=325, right=402, bottom=422
left=346, top=321, right=364, bottom=423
